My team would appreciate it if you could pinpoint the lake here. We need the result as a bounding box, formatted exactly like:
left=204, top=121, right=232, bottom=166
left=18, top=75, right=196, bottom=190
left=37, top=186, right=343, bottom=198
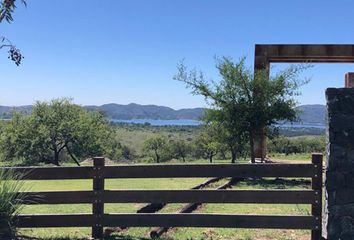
left=110, top=119, right=201, bottom=126
left=110, top=119, right=326, bottom=128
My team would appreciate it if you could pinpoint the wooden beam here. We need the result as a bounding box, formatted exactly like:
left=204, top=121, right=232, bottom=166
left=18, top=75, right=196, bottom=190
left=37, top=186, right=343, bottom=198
left=3, top=166, right=94, bottom=180
left=1, top=163, right=317, bottom=180
left=23, top=191, right=94, bottom=204
left=22, top=189, right=316, bottom=205
left=255, top=44, right=354, bottom=63
left=103, top=164, right=316, bottom=178
left=311, top=153, right=323, bottom=240
left=92, top=157, right=105, bottom=239
left=18, top=214, right=93, bottom=228
left=17, top=213, right=317, bottom=230
left=103, top=214, right=316, bottom=229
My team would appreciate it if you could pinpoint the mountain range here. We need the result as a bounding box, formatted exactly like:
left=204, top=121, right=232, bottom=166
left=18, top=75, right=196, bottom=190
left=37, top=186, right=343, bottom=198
left=0, top=103, right=326, bottom=125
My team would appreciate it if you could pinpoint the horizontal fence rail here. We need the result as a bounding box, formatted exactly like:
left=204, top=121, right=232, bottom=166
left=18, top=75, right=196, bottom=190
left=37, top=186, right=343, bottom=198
left=5, top=163, right=316, bottom=180
left=3, top=166, right=94, bottom=179
left=2, top=154, right=324, bottom=240
left=18, top=214, right=317, bottom=230
left=23, top=189, right=317, bottom=204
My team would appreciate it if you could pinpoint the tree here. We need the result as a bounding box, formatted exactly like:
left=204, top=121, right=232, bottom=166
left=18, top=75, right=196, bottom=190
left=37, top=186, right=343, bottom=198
left=121, top=144, right=134, bottom=160
left=175, top=57, right=309, bottom=162
left=143, top=136, right=167, bottom=163
left=0, top=98, right=116, bottom=166
left=203, top=109, right=247, bottom=163
left=0, top=0, right=26, bottom=65
left=193, top=124, right=223, bottom=163
left=170, top=139, right=191, bottom=162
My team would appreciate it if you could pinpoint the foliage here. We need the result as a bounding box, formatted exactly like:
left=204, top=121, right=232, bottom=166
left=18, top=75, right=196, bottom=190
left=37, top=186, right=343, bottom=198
left=192, top=124, right=224, bottom=162
left=0, top=0, right=27, bottom=65
left=169, top=139, right=191, bottom=162
left=268, top=135, right=325, bottom=155
left=121, top=144, right=134, bottom=160
left=203, top=110, right=247, bottom=163
left=0, top=98, right=118, bottom=166
left=278, top=126, right=325, bottom=137
left=143, top=136, right=168, bottom=163
left=0, top=169, right=28, bottom=239
left=175, top=57, right=309, bottom=162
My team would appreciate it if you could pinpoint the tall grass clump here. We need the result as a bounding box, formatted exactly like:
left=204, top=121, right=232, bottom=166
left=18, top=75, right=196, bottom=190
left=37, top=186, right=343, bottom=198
left=0, top=169, right=28, bottom=239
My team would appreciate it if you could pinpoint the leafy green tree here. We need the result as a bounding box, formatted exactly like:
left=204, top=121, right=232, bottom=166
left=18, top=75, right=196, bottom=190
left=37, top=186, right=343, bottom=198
left=175, top=57, right=309, bottom=162
left=193, top=124, right=223, bottom=163
left=0, top=98, right=116, bottom=166
left=143, top=136, right=167, bottom=163
left=1, top=0, right=27, bottom=65
left=268, top=135, right=325, bottom=155
left=203, top=110, right=247, bottom=163
left=170, top=139, right=191, bottom=162
left=121, top=144, right=134, bottom=160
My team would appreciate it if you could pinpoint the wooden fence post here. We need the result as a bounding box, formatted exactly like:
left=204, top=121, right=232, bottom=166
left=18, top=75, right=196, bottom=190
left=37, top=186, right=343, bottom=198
left=311, top=153, right=323, bottom=240
left=92, top=157, right=105, bottom=239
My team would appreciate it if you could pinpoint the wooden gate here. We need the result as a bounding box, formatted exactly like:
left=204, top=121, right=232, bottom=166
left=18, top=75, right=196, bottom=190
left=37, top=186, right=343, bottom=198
left=3, top=153, right=323, bottom=239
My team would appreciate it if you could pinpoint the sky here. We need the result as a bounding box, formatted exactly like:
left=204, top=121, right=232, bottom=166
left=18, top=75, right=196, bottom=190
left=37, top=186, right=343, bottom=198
left=1, top=0, right=354, bottom=109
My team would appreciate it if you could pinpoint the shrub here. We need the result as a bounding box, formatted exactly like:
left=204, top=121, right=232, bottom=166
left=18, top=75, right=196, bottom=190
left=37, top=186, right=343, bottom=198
left=268, top=135, right=325, bottom=155
left=0, top=169, right=28, bottom=239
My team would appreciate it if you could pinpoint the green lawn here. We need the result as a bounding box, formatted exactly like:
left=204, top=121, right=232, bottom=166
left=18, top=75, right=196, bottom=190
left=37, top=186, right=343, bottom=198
left=268, top=153, right=312, bottom=162
left=18, top=176, right=312, bottom=240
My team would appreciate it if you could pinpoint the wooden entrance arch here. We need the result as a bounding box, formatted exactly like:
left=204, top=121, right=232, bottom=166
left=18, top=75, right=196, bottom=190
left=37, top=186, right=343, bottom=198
left=253, top=44, right=354, bottom=159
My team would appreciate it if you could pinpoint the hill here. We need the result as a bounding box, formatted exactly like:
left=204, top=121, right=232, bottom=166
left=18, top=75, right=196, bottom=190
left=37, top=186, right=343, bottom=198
left=0, top=103, right=326, bottom=125
left=85, top=103, right=204, bottom=120
left=296, top=104, right=326, bottom=125
left=0, top=105, right=32, bottom=119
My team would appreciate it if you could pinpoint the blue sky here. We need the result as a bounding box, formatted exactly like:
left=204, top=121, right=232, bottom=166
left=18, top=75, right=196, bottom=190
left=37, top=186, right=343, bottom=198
left=1, top=0, right=354, bottom=109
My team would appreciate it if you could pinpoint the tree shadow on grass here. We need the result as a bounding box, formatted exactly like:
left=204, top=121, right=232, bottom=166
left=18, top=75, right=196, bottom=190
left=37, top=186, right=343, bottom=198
left=18, top=235, right=154, bottom=240
left=105, top=235, right=152, bottom=240
left=240, top=177, right=311, bottom=189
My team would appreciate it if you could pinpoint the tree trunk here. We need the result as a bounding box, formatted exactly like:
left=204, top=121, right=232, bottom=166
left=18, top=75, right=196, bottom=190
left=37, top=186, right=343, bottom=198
left=182, top=155, right=185, bottom=162
left=209, top=151, right=213, bottom=163
left=231, top=149, right=237, bottom=163
left=250, top=132, right=255, bottom=163
left=53, top=149, right=60, bottom=166
left=154, top=150, right=160, bottom=163
left=66, top=144, right=81, bottom=166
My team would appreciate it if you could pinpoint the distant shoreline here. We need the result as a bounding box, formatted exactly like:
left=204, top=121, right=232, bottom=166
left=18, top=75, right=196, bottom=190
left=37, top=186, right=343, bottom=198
left=110, top=119, right=326, bottom=128
left=0, top=118, right=326, bottom=129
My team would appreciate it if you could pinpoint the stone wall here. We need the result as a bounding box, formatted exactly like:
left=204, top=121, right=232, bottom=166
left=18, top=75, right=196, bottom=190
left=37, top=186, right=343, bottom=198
left=325, top=87, right=354, bottom=239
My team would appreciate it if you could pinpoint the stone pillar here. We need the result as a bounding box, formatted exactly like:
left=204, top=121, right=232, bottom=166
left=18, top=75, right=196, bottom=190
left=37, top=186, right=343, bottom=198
left=325, top=87, right=354, bottom=239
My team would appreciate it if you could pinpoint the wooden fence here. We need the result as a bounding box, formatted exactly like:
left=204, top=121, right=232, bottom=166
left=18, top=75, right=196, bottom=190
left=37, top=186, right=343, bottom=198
left=3, top=153, right=323, bottom=240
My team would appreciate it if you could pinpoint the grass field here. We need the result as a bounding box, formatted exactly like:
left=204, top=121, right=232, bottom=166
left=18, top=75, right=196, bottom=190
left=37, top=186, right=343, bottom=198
left=268, top=153, right=312, bottom=162
left=18, top=176, right=312, bottom=240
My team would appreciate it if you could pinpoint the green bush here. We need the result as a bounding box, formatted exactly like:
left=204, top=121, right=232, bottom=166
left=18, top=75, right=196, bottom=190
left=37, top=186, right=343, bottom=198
left=0, top=169, right=28, bottom=239
left=268, top=135, right=325, bottom=155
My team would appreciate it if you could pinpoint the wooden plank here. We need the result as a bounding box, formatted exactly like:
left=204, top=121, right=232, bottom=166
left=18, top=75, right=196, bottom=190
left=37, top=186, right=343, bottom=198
left=255, top=44, right=354, bottom=63
left=23, top=191, right=94, bottom=204
left=103, top=189, right=316, bottom=204
left=103, top=214, right=316, bottom=229
left=311, top=153, right=323, bottom=240
left=17, top=214, right=317, bottom=230
left=17, top=214, right=93, bottom=228
left=103, top=164, right=315, bottom=178
left=22, top=189, right=316, bottom=205
left=92, top=157, right=105, bottom=239
left=1, top=166, right=94, bottom=180
left=1, top=163, right=316, bottom=180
